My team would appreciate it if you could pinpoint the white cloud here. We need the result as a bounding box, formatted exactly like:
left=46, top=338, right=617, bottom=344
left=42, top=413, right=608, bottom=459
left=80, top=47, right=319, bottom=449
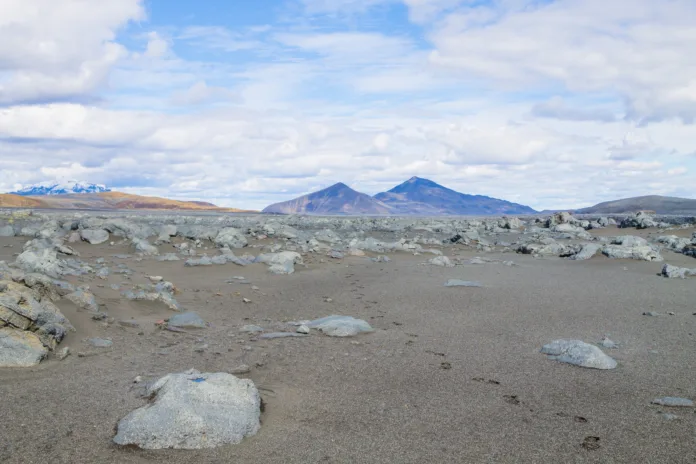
left=0, top=0, right=144, bottom=104
left=1, top=0, right=695, bottom=211
left=427, top=0, right=696, bottom=123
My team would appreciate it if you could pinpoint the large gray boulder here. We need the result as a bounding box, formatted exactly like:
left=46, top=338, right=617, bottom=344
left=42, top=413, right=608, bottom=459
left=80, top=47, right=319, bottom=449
left=540, top=339, right=617, bottom=369
left=15, top=249, right=66, bottom=278
left=601, top=245, right=662, bottom=261
left=0, top=328, right=48, bottom=367
left=619, top=211, right=656, bottom=229
left=80, top=229, right=109, bottom=245
left=256, top=251, right=303, bottom=275
left=113, top=369, right=261, bottom=449
left=214, top=228, right=248, bottom=249
left=0, top=225, right=14, bottom=237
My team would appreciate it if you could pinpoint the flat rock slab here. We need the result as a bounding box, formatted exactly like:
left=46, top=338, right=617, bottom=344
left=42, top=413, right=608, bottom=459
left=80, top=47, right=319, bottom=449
left=113, top=369, right=261, bottom=449
left=540, top=339, right=617, bottom=370
left=651, top=397, right=694, bottom=408
left=87, top=338, right=113, bottom=348
left=0, top=328, right=48, bottom=367
left=307, top=315, right=374, bottom=337
left=167, top=312, right=207, bottom=329
left=258, top=332, right=308, bottom=339
left=444, top=280, right=483, bottom=287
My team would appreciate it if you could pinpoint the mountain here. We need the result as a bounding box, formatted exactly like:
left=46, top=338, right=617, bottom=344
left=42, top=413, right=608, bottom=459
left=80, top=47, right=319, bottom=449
left=11, top=180, right=111, bottom=196
left=262, top=182, right=392, bottom=215
left=575, top=195, right=696, bottom=215
left=0, top=191, right=253, bottom=212
left=374, top=177, right=537, bottom=215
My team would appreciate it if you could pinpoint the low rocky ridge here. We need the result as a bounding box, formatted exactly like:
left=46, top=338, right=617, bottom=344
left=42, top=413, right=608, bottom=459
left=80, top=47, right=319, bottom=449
left=0, top=207, right=694, bottom=452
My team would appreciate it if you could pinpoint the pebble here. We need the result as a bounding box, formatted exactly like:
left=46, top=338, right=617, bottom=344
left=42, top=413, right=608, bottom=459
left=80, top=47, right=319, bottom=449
left=87, top=338, right=113, bottom=348
left=230, top=364, right=251, bottom=375
left=643, top=311, right=660, bottom=317
left=56, top=347, right=70, bottom=360
left=444, top=280, right=483, bottom=287
left=148, top=276, right=163, bottom=282
left=296, top=325, right=310, bottom=334
left=133, top=376, right=142, bottom=383
left=242, top=298, right=252, bottom=303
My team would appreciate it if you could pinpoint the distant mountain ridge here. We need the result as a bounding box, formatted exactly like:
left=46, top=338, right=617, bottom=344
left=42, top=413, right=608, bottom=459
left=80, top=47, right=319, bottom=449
left=262, top=177, right=537, bottom=215
left=262, top=182, right=392, bottom=215
left=374, top=177, right=536, bottom=215
left=0, top=191, right=252, bottom=212
left=12, top=180, right=111, bottom=196
left=576, top=195, right=696, bottom=215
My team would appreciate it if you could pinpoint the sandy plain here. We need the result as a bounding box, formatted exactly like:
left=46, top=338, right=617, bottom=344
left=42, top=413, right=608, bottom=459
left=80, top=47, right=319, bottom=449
left=0, top=223, right=694, bottom=464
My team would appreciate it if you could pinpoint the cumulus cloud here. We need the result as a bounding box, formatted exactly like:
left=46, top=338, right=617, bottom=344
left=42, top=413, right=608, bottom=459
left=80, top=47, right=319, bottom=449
left=0, top=0, right=144, bottom=104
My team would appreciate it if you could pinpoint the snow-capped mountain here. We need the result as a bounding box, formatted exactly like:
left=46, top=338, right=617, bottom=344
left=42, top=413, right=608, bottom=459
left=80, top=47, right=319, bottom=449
left=11, top=180, right=111, bottom=196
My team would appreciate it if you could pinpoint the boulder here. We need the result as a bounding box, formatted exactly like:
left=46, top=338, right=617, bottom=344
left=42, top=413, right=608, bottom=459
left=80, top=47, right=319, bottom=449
left=661, top=264, right=696, bottom=279
left=540, top=339, right=617, bottom=369
left=214, top=228, right=248, bottom=249
left=0, top=328, right=47, bottom=367
left=80, top=229, right=109, bottom=245
left=256, top=251, right=303, bottom=275
left=619, top=211, right=656, bottom=229
left=15, top=248, right=66, bottom=278
left=601, top=245, right=662, bottom=262
left=0, top=225, right=14, bottom=237
left=113, top=369, right=261, bottom=449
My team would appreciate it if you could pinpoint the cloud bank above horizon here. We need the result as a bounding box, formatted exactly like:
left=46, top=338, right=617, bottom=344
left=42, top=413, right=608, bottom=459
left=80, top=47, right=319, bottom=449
left=1, top=0, right=694, bottom=210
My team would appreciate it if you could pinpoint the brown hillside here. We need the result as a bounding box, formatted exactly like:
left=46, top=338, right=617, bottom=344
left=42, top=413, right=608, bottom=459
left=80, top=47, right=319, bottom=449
left=0, top=194, right=48, bottom=208
left=1, top=191, right=253, bottom=212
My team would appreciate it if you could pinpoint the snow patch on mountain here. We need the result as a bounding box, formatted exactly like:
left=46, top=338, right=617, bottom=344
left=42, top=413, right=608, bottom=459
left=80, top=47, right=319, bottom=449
left=11, top=180, right=111, bottom=196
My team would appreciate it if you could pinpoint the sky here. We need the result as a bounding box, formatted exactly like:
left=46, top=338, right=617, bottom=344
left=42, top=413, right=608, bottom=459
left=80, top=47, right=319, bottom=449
left=0, top=0, right=695, bottom=210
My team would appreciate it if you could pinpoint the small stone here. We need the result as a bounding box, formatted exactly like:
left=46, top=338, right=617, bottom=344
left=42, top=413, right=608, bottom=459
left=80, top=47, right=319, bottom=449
left=540, top=339, right=617, bottom=370
left=251, top=285, right=260, bottom=290
left=56, top=347, right=70, bottom=360
left=661, top=413, right=680, bottom=421
left=87, top=338, right=113, bottom=348
left=651, top=397, right=694, bottom=408
left=296, top=325, right=310, bottom=334
left=643, top=311, right=660, bottom=317
left=148, top=276, right=164, bottom=283
left=668, top=312, right=675, bottom=316
left=118, top=320, right=140, bottom=328
left=230, top=364, right=251, bottom=375
left=239, top=325, right=263, bottom=334
left=134, top=376, right=143, bottom=383
left=599, top=337, right=619, bottom=349
left=167, top=312, right=207, bottom=329
left=444, top=280, right=483, bottom=287
left=242, top=298, right=252, bottom=304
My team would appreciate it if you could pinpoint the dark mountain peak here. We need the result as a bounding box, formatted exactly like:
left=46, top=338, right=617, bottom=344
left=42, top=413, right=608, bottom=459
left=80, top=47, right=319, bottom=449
left=325, top=182, right=351, bottom=192
left=390, top=177, right=446, bottom=193
left=262, top=181, right=391, bottom=215
left=375, top=177, right=536, bottom=216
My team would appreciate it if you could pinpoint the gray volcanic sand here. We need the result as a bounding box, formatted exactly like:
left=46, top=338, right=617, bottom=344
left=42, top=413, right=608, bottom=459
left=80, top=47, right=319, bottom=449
left=1, top=227, right=695, bottom=463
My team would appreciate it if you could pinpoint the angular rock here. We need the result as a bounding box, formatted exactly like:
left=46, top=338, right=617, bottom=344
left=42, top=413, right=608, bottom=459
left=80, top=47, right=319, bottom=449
left=661, top=264, right=696, bottom=279
left=80, top=229, right=109, bottom=245
left=601, top=245, right=662, bottom=262
left=540, top=339, right=617, bottom=369
left=0, top=328, right=48, bottom=367
left=570, top=244, right=600, bottom=261
left=214, top=228, right=248, bottom=249
left=113, top=369, right=261, bottom=449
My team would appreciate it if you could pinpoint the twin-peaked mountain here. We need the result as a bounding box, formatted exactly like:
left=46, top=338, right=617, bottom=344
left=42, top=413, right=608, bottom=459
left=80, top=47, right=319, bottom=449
left=262, top=177, right=537, bottom=215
